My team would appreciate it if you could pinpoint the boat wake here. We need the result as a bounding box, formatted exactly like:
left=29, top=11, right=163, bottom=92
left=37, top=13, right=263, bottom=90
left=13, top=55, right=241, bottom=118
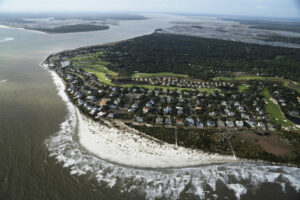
left=0, top=37, right=14, bottom=43
left=45, top=70, right=300, bottom=199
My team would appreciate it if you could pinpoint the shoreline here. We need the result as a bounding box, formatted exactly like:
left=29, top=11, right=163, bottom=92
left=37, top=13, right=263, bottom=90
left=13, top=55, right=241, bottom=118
left=42, top=44, right=300, bottom=168
left=47, top=63, right=242, bottom=168
left=37, top=32, right=300, bottom=199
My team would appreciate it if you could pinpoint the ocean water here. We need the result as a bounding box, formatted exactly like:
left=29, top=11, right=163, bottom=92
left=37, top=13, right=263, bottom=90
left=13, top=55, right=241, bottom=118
left=0, top=14, right=299, bottom=200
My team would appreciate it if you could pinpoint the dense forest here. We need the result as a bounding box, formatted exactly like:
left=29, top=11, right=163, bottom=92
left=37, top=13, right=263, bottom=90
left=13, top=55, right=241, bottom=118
left=105, top=33, right=300, bottom=81
left=35, top=24, right=109, bottom=33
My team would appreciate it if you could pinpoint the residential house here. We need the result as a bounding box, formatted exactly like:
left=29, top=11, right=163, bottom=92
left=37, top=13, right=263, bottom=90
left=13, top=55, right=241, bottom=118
left=207, top=120, right=216, bottom=127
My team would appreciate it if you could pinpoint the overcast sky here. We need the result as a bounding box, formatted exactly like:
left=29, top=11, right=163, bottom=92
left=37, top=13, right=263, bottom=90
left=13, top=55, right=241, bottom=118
left=0, top=0, right=300, bottom=18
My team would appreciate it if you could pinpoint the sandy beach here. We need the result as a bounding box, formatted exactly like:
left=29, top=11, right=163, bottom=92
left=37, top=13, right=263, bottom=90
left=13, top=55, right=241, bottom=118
left=77, top=108, right=239, bottom=168
left=46, top=62, right=239, bottom=168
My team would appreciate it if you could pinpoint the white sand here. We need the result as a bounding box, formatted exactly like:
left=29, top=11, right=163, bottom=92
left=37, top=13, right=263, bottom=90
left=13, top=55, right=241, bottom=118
left=77, top=109, right=239, bottom=168
left=45, top=59, right=300, bottom=200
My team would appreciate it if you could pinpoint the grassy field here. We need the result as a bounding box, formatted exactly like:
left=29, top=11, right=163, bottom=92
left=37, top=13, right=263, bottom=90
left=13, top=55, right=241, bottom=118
left=89, top=64, right=118, bottom=76
left=83, top=68, right=216, bottom=92
left=132, top=72, right=189, bottom=78
left=83, top=68, right=114, bottom=85
left=214, top=76, right=265, bottom=81
left=215, top=76, right=300, bottom=93
left=238, top=84, right=250, bottom=93
left=263, top=88, right=293, bottom=127
left=74, top=53, right=215, bottom=92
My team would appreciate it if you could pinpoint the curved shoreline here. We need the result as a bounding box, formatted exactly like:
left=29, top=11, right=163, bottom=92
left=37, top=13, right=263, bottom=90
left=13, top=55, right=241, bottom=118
left=42, top=48, right=300, bottom=169
left=47, top=63, right=240, bottom=168
left=41, top=44, right=300, bottom=200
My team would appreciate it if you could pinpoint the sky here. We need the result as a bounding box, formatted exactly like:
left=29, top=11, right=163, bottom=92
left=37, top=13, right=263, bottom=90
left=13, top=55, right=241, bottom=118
left=0, top=0, right=300, bottom=18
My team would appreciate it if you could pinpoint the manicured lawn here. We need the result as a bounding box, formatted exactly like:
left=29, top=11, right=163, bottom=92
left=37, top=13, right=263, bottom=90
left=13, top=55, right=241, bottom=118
left=83, top=68, right=114, bottom=85
left=132, top=72, right=189, bottom=78
left=83, top=68, right=216, bottom=92
left=214, top=76, right=265, bottom=81
left=263, top=88, right=293, bottom=127
left=89, top=64, right=118, bottom=76
left=215, top=76, right=300, bottom=93
left=238, top=84, right=249, bottom=93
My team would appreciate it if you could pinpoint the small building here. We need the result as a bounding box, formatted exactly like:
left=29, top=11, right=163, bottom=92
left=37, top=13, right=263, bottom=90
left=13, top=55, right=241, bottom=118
left=241, top=113, right=250, bottom=120
left=257, top=121, right=266, bottom=131
left=143, top=107, right=150, bottom=114
left=78, top=99, right=85, bottom=106
left=156, top=117, right=164, bottom=124
left=108, top=113, right=115, bottom=119
left=66, top=74, right=74, bottom=81
left=97, top=111, right=106, bottom=117
left=194, top=107, right=202, bottom=111
left=164, top=106, right=172, bottom=114
left=234, top=101, right=240, bottom=107
left=209, top=112, right=217, bottom=117
left=236, top=120, right=244, bottom=127
left=109, top=104, right=118, bottom=110
left=217, top=120, right=225, bottom=127
left=61, top=60, right=71, bottom=68
left=226, top=120, right=235, bottom=128
left=90, top=108, right=98, bottom=116
left=165, top=117, right=173, bottom=125
left=207, top=120, right=216, bottom=127
left=196, top=121, right=205, bottom=128
left=186, top=117, right=195, bottom=127
left=246, top=120, right=255, bottom=128
left=176, top=119, right=184, bottom=126
left=99, top=98, right=111, bottom=106
left=86, top=96, right=97, bottom=101
left=135, top=116, right=143, bottom=123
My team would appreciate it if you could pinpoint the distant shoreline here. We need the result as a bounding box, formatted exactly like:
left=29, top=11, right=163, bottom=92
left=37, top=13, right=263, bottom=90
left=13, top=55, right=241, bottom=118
left=27, top=24, right=110, bottom=34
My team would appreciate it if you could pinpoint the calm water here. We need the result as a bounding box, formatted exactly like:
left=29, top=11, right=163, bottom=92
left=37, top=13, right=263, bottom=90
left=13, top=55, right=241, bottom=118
left=0, top=15, right=300, bottom=200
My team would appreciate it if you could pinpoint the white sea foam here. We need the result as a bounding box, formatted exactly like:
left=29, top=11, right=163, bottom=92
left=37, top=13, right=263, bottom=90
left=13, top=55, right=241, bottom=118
left=45, top=70, right=300, bottom=199
left=0, top=79, right=7, bottom=83
left=227, top=184, right=247, bottom=200
left=0, top=37, right=14, bottom=43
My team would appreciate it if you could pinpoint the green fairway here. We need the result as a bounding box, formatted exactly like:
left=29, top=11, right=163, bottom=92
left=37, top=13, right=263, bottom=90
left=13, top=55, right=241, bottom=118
left=215, top=76, right=300, bottom=93
left=132, top=72, right=189, bottom=78
left=214, top=76, right=265, bottom=81
left=263, top=88, right=293, bottom=127
left=238, top=84, right=250, bottom=93
left=83, top=68, right=114, bottom=85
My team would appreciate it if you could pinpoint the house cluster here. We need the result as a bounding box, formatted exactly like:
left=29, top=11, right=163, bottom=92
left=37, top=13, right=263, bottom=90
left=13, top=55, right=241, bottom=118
left=269, top=84, right=300, bottom=118
left=132, top=77, right=235, bottom=89
left=46, top=52, right=276, bottom=133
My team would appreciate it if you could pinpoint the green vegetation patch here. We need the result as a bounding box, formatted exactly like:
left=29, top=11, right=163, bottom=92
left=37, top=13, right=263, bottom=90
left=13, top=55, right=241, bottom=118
left=238, top=84, right=250, bottom=93
left=83, top=68, right=114, bottom=85
left=214, top=76, right=265, bottom=81
left=105, top=33, right=300, bottom=82
left=263, top=88, right=293, bottom=127
left=35, top=24, right=109, bottom=33
left=132, top=72, right=188, bottom=78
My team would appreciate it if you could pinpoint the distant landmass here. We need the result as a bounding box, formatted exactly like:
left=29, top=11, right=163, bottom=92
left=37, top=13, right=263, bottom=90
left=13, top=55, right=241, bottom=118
left=31, top=24, right=109, bottom=33
left=222, top=18, right=300, bottom=34
left=0, top=12, right=146, bottom=34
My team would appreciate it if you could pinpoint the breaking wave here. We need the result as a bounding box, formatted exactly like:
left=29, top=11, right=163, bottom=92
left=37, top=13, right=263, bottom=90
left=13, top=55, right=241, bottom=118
left=0, top=37, right=14, bottom=43
left=45, top=70, right=300, bottom=199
